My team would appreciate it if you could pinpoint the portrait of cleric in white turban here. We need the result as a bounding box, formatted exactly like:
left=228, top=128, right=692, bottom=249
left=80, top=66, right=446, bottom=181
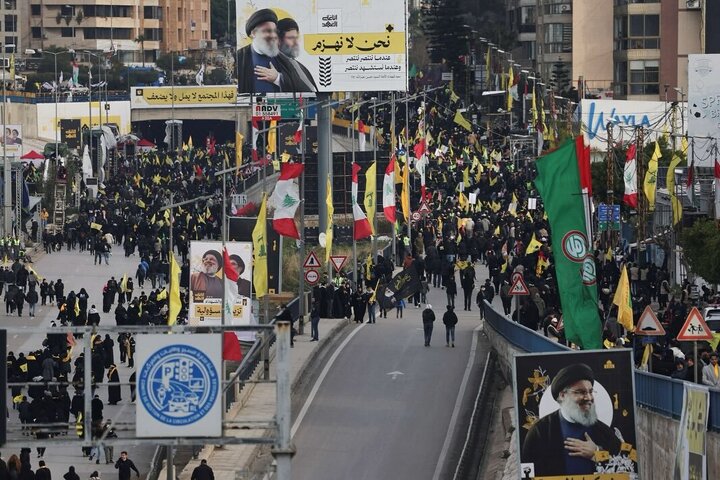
left=236, top=9, right=317, bottom=94
left=515, top=350, right=639, bottom=479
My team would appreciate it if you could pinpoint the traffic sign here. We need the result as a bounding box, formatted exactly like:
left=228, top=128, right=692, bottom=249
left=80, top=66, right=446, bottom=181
left=412, top=211, right=421, bottom=221
left=303, top=251, right=322, bottom=269
left=677, top=307, right=714, bottom=341
left=633, top=306, right=666, bottom=336
left=252, top=103, right=282, bottom=121
left=509, top=275, right=530, bottom=296
left=329, top=255, right=348, bottom=273
left=304, top=269, right=320, bottom=286
left=418, top=201, right=431, bottom=214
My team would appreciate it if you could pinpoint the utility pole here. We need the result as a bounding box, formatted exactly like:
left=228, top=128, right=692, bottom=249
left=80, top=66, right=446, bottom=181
left=636, top=127, right=646, bottom=260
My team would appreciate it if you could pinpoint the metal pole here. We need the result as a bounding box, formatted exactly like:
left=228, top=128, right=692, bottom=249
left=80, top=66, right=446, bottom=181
left=298, top=99, right=306, bottom=335
left=89, top=63, right=93, bottom=172
left=273, top=320, right=294, bottom=479
left=2, top=45, right=10, bottom=236
left=317, top=94, right=332, bottom=280
left=55, top=54, right=59, bottom=161
left=83, top=329, right=92, bottom=444
left=352, top=94, right=357, bottom=288
left=166, top=446, right=173, bottom=480
left=694, top=341, right=698, bottom=383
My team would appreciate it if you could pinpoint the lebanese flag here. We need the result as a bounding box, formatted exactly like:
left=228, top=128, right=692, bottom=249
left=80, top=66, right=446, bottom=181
left=623, top=143, right=638, bottom=208
left=413, top=139, right=426, bottom=161
left=251, top=118, right=260, bottom=162
left=223, top=332, right=243, bottom=361
left=415, top=154, right=427, bottom=200
left=352, top=162, right=372, bottom=240
left=223, top=248, right=241, bottom=320
left=293, top=102, right=304, bottom=144
left=269, top=163, right=303, bottom=239
left=383, top=155, right=396, bottom=223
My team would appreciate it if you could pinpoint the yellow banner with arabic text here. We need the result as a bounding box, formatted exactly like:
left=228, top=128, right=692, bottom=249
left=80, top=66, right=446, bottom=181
left=131, top=86, right=237, bottom=108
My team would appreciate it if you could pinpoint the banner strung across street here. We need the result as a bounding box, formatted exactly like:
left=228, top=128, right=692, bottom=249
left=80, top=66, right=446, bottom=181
left=235, top=0, right=408, bottom=93
left=130, top=86, right=237, bottom=108
left=189, top=241, right=253, bottom=327
left=514, top=349, right=639, bottom=479
left=136, top=334, right=222, bottom=437
left=673, top=383, right=710, bottom=480
left=688, top=54, right=720, bottom=168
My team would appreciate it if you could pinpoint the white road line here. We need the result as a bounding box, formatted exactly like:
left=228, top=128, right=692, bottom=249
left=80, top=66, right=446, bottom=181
left=432, top=324, right=482, bottom=480
left=291, top=322, right=366, bottom=439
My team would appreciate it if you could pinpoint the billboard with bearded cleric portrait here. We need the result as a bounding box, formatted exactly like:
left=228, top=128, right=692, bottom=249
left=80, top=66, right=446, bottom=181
left=235, top=1, right=408, bottom=93
left=189, top=241, right=253, bottom=327
left=514, top=349, right=639, bottom=480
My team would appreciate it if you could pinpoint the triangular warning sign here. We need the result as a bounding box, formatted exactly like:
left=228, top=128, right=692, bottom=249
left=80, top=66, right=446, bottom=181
left=633, top=306, right=666, bottom=336
left=330, top=255, right=348, bottom=273
left=303, top=251, right=322, bottom=269
left=508, top=276, right=529, bottom=296
left=677, top=307, right=714, bottom=341
left=418, top=201, right=431, bottom=214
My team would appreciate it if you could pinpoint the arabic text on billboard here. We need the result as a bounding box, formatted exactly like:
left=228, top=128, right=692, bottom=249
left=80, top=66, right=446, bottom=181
left=235, top=1, right=408, bottom=93
left=131, top=86, right=237, bottom=108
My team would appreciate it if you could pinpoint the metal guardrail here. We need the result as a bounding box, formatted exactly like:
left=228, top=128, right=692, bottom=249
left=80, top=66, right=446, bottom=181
left=482, top=301, right=720, bottom=432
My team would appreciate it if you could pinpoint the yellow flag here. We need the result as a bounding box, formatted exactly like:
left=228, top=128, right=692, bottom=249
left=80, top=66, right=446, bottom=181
left=120, top=274, right=128, bottom=293
left=267, top=120, right=277, bottom=155
left=156, top=288, right=168, bottom=301
left=612, top=265, right=634, bottom=331
left=253, top=194, right=268, bottom=298
left=640, top=344, right=653, bottom=369
left=643, top=141, right=660, bottom=212
left=325, top=179, right=334, bottom=263
left=235, top=132, right=244, bottom=171
left=667, top=154, right=683, bottom=225
left=188, top=135, right=193, bottom=149
left=525, top=234, right=542, bottom=255
left=458, top=192, right=468, bottom=210
left=364, top=161, right=377, bottom=234
left=450, top=89, right=459, bottom=103
left=281, top=152, right=292, bottom=163
left=136, top=199, right=146, bottom=209
left=401, top=160, right=410, bottom=221
left=74, top=298, right=80, bottom=317
left=168, top=254, right=181, bottom=325
left=90, top=222, right=102, bottom=231
left=463, top=167, right=470, bottom=188
left=507, top=66, right=514, bottom=111
left=493, top=225, right=500, bottom=236
left=453, top=110, right=472, bottom=132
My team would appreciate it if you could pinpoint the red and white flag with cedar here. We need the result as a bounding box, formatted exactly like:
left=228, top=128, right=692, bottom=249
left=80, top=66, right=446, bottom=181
left=251, top=118, right=260, bottom=162
left=383, top=155, right=396, bottom=223
left=352, top=162, right=372, bottom=240
left=223, top=248, right=241, bottom=319
left=623, top=143, right=638, bottom=208
left=269, top=163, right=303, bottom=239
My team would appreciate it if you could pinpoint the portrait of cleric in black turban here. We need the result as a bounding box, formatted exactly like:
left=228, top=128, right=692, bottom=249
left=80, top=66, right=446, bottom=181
left=515, top=351, right=639, bottom=479
left=237, top=9, right=317, bottom=94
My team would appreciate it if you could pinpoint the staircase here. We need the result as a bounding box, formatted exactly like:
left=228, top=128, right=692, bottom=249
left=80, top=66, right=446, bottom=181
left=53, top=183, right=66, bottom=231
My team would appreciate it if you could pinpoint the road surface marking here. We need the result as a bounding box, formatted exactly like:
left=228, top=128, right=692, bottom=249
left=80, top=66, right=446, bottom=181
left=432, top=324, right=482, bottom=480
left=386, top=371, right=404, bottom=380
left=291, top=323, right=367, bottom=439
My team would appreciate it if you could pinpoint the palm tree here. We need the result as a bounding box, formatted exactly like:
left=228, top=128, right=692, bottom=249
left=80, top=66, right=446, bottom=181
left=134, top=35, right=146, bottom=67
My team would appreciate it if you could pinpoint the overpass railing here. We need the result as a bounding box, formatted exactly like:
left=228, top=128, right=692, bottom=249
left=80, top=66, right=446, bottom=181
left=483, top=302, right=720, bottom=432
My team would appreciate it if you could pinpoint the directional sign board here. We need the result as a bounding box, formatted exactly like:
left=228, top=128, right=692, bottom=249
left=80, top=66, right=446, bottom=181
left=634, top=306, right=666, bottom=336
left=509, top=275, right=530, bottom=296
left=304, top=269, right=320, bottom=286
left=677, top=307, right=714, bottom=341
left=330, top=255, right=348, bottom=273
left=303, top=251, right=322, bottom=269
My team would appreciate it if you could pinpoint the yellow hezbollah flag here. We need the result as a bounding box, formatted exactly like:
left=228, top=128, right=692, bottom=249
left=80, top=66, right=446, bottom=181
left=267, top=120, right=277, bottom=155
left=364, top=161, right=377, bottom=234
left=667, top=153, right=683, bottom=225
left=325, top=179, right=334, bottom=263
left=90, top=222, right=102, bottom=231
left=168, top=254, right=181, bottom=325
left=401, top=160, right=411, bottom=221
left=643, top=141, right=660, bottom=212
left=253, top=194, right=268, bottom=298
left=453, top=110, right=472, bottom=132
left=120, top=274, right=128, bottom=293
left=612, top=265, right=634, bottom=331
left=525, top=234, right=542, bottom=255
left=493, top=225, right=500, bottom=236
left=507, top=65, right=514, bottom=110
left=235, top=132, right=244, bottom=171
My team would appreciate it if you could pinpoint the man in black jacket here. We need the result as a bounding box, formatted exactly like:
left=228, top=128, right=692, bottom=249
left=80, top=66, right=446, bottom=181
left=114, top=452, right=140, bottom=480
left=421, top=305, right=435, bottom=347
left=190, top=459, right=214, bottom=480
left=35, top=461, right=51, bottom=480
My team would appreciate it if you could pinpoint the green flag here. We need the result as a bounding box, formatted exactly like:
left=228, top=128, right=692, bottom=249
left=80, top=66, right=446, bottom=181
left=534, top=138, right=602, bottom=349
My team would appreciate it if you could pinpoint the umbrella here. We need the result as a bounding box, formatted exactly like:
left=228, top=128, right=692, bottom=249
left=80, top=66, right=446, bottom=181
left=21, top=150, right=45, bottom=160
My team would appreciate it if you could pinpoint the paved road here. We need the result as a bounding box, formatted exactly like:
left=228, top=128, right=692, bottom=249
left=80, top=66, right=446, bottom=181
left=291, top=264, right=497, bottom=480
left=3, top=246, right=155, bottom=479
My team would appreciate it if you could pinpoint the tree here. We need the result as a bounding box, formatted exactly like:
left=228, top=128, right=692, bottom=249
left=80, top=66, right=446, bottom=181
left=421, top=0, right=470, bottom=71
left=211, top=0, right=236, bottom=46
left=134, top=35, right=146, bottom=67
left=207, top=67, right=229, bottom=85
left=550, top=62, right=570, bottom=94
left=680, top=219, right=720, bottom=284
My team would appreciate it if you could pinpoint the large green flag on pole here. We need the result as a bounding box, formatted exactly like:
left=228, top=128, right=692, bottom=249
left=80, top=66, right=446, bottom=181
left=534, top=137, right=602, bottom=349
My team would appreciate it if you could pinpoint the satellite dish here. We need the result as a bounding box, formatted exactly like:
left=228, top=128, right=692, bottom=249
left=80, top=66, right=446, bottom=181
left=318, top=232, right=326, bottom=248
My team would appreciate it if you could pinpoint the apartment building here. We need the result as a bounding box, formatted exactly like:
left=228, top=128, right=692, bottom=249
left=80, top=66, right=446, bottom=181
left=1, top=0, right=26, bottom=53
left=27, top=1, right=211, bottom=64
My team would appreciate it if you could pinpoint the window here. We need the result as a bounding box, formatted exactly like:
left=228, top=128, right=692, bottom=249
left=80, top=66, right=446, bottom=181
left=61, top=27, right=75, bottom=37
left=203, top=30, right=208, bottom=40
left=31, top=26, right=41, bottom=39
left=544, top=23, right=572, bottom=53
left=178, top=8, right=182, bottom=21
left=178, top=28, right=182, bottom=41
left=203, top=10, right=208, bottom=23
left=4, top=15, right=16, bottom=32
left=615, top=60, right=659, bottom=96
left=4, top=36, right=16, bottom=51
left=143, top=28, right=163, bottom=41
left=60, top=5, right=74, bottom=16
left=542, top=1, right=572, bottom=15
left=5, top=1, right=17, bottom=9
left=144, top=6, right=163, bottom=20
left=615, top=14, right=660, bottom=50
left=31, top=5, right=41, bottom=16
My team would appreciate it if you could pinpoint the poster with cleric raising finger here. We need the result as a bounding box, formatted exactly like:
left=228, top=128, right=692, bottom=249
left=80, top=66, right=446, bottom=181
left=513, top=349, right=639, bottom=480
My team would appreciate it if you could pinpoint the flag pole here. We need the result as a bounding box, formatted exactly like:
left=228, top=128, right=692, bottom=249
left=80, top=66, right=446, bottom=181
left=298, top=94, right=306, bottom=335
left=352, top=93, right=357, bottom=289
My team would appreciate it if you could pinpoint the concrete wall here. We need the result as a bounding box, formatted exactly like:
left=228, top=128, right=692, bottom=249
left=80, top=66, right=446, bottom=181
left=485, top=311, right=720, bottom=479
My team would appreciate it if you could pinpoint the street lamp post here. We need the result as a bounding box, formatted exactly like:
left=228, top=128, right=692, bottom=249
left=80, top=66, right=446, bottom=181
left=2, top=43, right=16, bottom=237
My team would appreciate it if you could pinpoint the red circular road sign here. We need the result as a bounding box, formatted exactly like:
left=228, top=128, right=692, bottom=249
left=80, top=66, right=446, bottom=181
left=305, top=269, right=320, bottom=285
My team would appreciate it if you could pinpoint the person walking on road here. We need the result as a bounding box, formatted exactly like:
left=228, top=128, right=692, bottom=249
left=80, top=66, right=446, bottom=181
left=63, top=466, right=79, bottom=480
left=114, top=452, right=139, bottom=480
left=190, top=459, right=214, bottom=480
left=443, top=305, right=458, bottom=347
left=422, top=304, right=435, bottom=347
left=309, top=303, right=320, bottom=341
left=445, top=276, right=457, bottom=308
left=35, top=461, right=51, bottom=480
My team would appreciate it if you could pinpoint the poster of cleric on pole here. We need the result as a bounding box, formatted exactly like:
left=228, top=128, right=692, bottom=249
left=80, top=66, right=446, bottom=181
left=236, top=0, right=408, bottom=93
left=513, top=349, right=639, bottom=480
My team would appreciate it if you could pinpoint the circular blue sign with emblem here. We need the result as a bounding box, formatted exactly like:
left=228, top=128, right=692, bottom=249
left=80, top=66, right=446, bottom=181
left=138, top=344, right=219, bottom=426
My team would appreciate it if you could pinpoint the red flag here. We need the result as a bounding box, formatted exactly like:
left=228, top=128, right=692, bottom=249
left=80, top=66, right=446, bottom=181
left=357, top=119, right=366, bottom=133
left=270, top=163, right=303, bottom=239
left=575, top=135, right=592, bottom=197
left=413, top=139, right=426, bottom=160
left=352, top=162, right=372, bottom=240
left=382, top=156, right=396, bottom=223
left=222, top=331, right=243, bottom=361
left=251, top=118, right=260, bottom=162
left=623, top=144, right=638, bottom=209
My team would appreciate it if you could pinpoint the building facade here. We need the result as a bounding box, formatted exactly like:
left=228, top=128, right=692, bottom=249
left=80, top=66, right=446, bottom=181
left=506, top=0, right=537, bottom=69
left=1, top=0, right=25, bottom=53
left=27, top=0, right=211, bottom=64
